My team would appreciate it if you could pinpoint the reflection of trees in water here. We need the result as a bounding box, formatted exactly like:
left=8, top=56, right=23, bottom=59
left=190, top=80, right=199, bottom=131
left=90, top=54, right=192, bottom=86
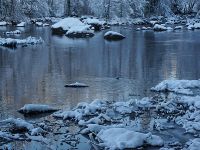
left=0, top=27, right=200, bottom=119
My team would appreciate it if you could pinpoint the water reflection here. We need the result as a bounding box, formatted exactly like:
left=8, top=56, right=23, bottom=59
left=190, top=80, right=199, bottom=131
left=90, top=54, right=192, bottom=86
left=0, top=26, right=200, bottom=119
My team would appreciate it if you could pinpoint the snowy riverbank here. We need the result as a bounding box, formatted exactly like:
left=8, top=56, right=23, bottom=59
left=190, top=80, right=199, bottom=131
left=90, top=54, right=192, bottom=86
left=0, top=79, right=200, bottom=149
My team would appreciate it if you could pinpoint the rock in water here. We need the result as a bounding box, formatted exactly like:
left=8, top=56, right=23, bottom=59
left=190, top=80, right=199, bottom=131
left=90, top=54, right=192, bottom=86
left=104, top=31, right=125, bottom=40
left=64, top=82, right=89, bottom=88
left=18, top=104, right=59, bottom=115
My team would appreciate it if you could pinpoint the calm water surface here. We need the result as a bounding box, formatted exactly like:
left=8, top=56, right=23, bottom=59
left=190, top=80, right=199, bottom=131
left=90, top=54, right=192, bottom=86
left=0, top=25, right=200, bottom=119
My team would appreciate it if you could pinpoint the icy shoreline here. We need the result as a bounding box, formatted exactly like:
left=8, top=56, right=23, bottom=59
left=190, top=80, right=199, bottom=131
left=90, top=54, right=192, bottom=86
left=0, top=79, right=200, bottom=149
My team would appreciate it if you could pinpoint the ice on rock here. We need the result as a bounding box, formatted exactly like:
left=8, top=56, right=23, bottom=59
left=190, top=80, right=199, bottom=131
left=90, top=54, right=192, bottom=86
left=151, top=79, right=200, bottom=95
left=18, top=104, right=59, bottom=114
left=97, top=128, right=163, bottom=149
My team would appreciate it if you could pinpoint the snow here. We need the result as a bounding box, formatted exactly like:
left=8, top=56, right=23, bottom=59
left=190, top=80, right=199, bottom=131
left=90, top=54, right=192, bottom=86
left=64, top=82, right=89, bottom=88
left=153, top=24, right=167, bottom=31
left=174, top=26, right=183, bottom=30
left=1, top=118, right=34, bottom=131
left=194, top=23, right=200, bottom=29
left=151, top=80, right=200, bottom=95
left=187, top=24, right=195, bottom=30
left=31, top=127, right=45, bottom=136
left=97, top=128, right=163, bottom=149
left=0, top=21, right=7, bottom=26
left=132, top=18, right=146, bottom=25
left=36, top=22, right=43, bottom=26
left=0, top=36, right=43, bottom=48
left=6, top=30, right=21, bottom=35
left=82, top=18, right=105, bottom=26
left=186, top=138, right=200, bottom=150
left=52, top=17, right=85, bottom=33
left=43, top=23, right=50, bottom=26
left=18, top=104, right=58, bottom=114
left=66, top=25, right=94, bottom=38
left=16, top=22, right=26, bottom=27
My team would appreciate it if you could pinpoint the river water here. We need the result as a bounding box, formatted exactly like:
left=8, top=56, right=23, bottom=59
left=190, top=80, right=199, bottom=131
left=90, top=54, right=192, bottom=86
left=0, top=25, right=200, bottom=120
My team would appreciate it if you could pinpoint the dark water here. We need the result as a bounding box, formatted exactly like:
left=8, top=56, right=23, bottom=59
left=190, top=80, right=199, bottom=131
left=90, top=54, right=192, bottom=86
left=0, top=25, right=200, bottom=119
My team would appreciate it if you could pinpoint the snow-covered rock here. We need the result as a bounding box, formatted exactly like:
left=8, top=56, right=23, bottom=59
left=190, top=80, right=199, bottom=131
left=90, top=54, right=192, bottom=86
left=132, top=18, right=147, bottom=25
left=64, top=82, right=89, bottom=88
left=0, top=21, right=7, bottom=26
left=51, top=17, right=85, bottom=34
left=16, top=22, right=26, bottom=27
left=66, top=25, right=94, bottom=38
left=153, top=24, right=167, bottom=31
left=31, top=127, right=46, bottom=136
left=97, top=128, right=163, bottom=149
left=82, top=18, right=106, bottom=31
left=174, top=26, right=183, bottom=30
left=53, top=99, right=107, bottom=120
left=186, top=138, right=200, bottom=150
left=36, top=22, right=43, bottom=27
left=5, top=30, right=21, bottom=35
left=194, top=23, right=200, bottom=29
left=187, top=24, right=195, bottom=30
left=0, top=36, right=43, bottom=48
left=104, top=31, right=125, bottom=40
left=0, top=118, right=34, bottom=131
left=43, top=23, right=50, bottom=26
left=18, top=104, right=59, bottom=114
left=151, top=80, right=200, bottom=95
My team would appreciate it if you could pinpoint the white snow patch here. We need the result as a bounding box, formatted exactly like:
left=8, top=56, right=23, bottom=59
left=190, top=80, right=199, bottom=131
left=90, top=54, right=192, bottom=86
left=151, top=80, right=200, bottom=95
left=153, top=24, right=167, bottom=31
left=16, top=22, right=26, bottom=27
left=66, top=25, right=94, bottom=37
left=97, top=128, right=163, bottom=149
left=6, top=30, right=21, bottom=35
left=18, top=104, right=58, bottom=114
left=52, top=17, right=85, bottom=31
left=0, top=21, right=7, bottom=26
left=1, top=118, right=34, bottom=131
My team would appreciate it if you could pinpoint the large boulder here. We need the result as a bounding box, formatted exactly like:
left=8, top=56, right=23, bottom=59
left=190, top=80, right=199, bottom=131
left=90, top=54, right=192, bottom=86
left=66, top=25, right=94, bottom=38
left=104, top=31, right=125, bottom=41
left=153, top=24, right=167, bottom=31
left=82, top=18, right=107, bottom=31
left=51, top=17, right=85, bottom=35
